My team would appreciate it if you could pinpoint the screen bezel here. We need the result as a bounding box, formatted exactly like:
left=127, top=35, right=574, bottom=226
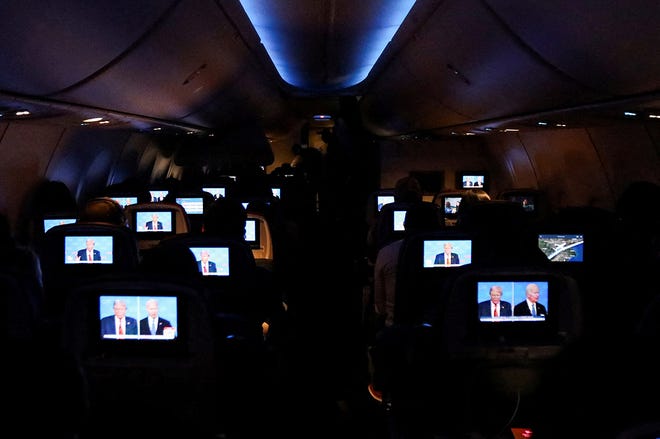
left=175, top=197, right=204, bottom=215
left=470, top=277, right=559, bottom=346
left=43, top=217, right=77, bottom=233
left=457, top=171, right=488, bottom=191
left=422, top=239, right=472, bottom=268
left=202, top=187, right=226, bottom=200
left=132, top=209, right=176, bottom=239
left=244, top=218, right=260, bottom=248
left=109, top=196, right=138, bottom=208
left=149, top=189, right=169, bottom=202
left=99, top=295, right=179, bottom=341
left=442, top=196, right=463, bottom=218
left=189, top=246, right=230, bottom=277
left=92, top=292, right=187, bottom=357
left=507, top=194, right=536, bottom=213
left=393, top=209, right=407, bottom=231
left=537, top=233, right=585, bottom=263
left=64, top=235, right=114, bottom=265
left=377, top=195, right=395, bottom=212
left=271, top=187, right=281, bottom=198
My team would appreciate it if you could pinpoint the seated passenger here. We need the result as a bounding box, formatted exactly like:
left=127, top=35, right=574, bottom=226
left=373, top=201, right=442, bottom=329
left=77, top=197, right=127, bottom=226
left=367, top=175, right=424, bottom=262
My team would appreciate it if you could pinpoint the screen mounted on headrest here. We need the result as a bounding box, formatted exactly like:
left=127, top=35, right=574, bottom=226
left=538, top=234, right=584, bottom=263
left=189, top=246, right=230, bottom=276
left=134, top=210, right=175, bottom=233
left=64, top=235, right=113, bottom=264
left=477, top=280, right=549, bottom=322
left=245, top=218, right=260, bottom=247
left=423, top=239, right=472, bottom=267
left=377, top=195, right=394, bottom=212
left=176, top=197, right=204, bottom=215
left=43, top=217, right=77, bottom=233
left=99, top=295, right=178, bottom=341
left=203, top=187, right=226, bottom=200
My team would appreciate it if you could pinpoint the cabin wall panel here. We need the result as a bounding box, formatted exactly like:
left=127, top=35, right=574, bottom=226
left=587, top=123, right=660, bottom=199
left=106, top=133, right=154, bottom=186
left=49, top=128, right=133, bottom=203
left=0, top=122, right=65, bottom=228
left=518, top=129, right=612, bottom=209
left=379, top=137, right=491, bottom=193
left=484, top=134, right=537, bottom=194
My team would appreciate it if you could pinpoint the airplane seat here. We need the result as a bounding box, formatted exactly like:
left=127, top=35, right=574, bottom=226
left=365, top=188, right=396, bottom=230
left=60, top=273, right=219, bottom=436
left=0, top=273, right=40, bottom=342
left=535, top=205, right=620, bottom=337
left=77, top=196, right=127, bottom=226
left=37, top=222, right=141, bottom=325
left=367, top=201, right=428, bottom=263
left=420, top=266, right=584, bottom=438
left=17, top=179, right=79, bottom=248
left=163, top=188, right=215, bottom=234
left=393, top=229, right=475, bottom=327
left=609, top=180, right=660, bottom=332
left=0, top=213, right=45, bottom=340
left=153, top=234, right=285, bottom=435
left=497, top=188, right=549, bottom=225
left=247, top=212, right=275, bottom=270
left=157, top=233, right=284, bottom=343
left=123, top=201, right=190, bottom=252
left=456, top=199, right=549, bottom=267
left=434, top=188, right=490, bottom=221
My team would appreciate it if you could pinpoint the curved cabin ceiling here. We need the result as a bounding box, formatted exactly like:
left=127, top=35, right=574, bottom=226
left=0, top=0, right=659, bottom=145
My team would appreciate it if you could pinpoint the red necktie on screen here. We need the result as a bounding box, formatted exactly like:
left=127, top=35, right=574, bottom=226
left=118, top=318, right=124, bottom=335
left=494, top=306, right=498, bottom=317
left=203, top=264, right=208, bottom=274
left=88, top=252, right=92, bottom=261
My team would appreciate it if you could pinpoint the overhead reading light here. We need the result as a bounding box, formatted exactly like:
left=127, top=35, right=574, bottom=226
left=239, top=0, right=417, bottom=90
left=82, top=117, right=103, bottom=123
left=313, top=114, right=332, bottom=121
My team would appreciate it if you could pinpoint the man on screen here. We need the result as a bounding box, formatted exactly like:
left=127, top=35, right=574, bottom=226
left=197, top=249, right=217, bottom=275
left=76, top=238, right=101, bottom=262
left=514, top=283, right=547, bottom=317
left=434, top=242, right=460, bottom=265
left=100, top=299, right=137, bottom=337
left=139, top=298, right=172, bottom=336
left=478, top=285, right=512, bottom=318
left=145, top=213, right=163, bottom=230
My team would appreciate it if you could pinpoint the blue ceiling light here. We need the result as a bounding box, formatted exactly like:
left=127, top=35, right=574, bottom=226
left=238, top=0, right=417, bottom=90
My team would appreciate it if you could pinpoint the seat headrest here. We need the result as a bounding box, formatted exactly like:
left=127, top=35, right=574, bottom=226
left=79, top=197, right=126, bottom=226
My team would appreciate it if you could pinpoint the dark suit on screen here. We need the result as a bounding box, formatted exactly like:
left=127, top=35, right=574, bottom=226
left=478, top=300, right=512, bottom=317
left=139, top=316, right=172, bottom=335
left=197, top=260, right=217, bottom=273
left=514, top=300, right=547, bottom=317
left=145, top=220, right=163, bottom=230
left=434, top=252, right=460, bottom=265
left=100, top=315, right=138, bottom=335
left=77, top=248, right=101, bottom=261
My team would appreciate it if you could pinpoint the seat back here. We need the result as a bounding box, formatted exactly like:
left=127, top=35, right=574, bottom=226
left=425, top=266, right=583, bottom=436
left=157, top=233, right=281, bottom=326
left=394, top=229, right=475, bottom=326
left=368, top=201, right=430, bottom=261
left=124, top=201, right=190, bottom=251
left=38, top=222, right=140, bottom=318
left=247, top=212, right=274, bottom=269
left=61, top=273, right=217, bottom=434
